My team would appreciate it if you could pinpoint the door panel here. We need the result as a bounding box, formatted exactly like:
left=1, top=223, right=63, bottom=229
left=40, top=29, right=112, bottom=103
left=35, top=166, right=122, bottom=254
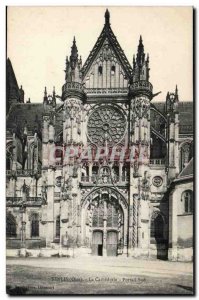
left=92, top=231, right=103, bottom=256
left=107, top=231, right=117, bottom=256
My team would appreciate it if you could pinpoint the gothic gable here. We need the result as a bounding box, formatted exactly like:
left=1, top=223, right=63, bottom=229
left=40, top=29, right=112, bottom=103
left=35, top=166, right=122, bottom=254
left=81, top=12, right=133, bottom=90
left=83, top=39, right=131, bottom=90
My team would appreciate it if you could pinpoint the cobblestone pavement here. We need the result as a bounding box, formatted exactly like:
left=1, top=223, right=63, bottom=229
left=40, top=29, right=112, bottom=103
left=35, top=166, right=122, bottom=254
left=6, top=257, right=194, bottom=295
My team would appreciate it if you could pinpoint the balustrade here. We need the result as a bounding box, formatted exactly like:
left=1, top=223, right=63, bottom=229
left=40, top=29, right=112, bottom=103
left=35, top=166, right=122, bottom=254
left=6, top=197, right=42, bottom=205
left=6, top=169, right=41, bottom=177
left=80, top=174, right=129, bottom=183
left=85, top=87, right=128, bottom=95
left=149, top=158, right=165, bottom=165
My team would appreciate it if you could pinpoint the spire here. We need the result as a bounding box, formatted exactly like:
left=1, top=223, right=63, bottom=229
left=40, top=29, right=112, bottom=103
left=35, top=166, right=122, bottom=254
left=105, top=9, right=110, bottom=25
left=146, top=53, right=149, bottom=63
left=43, top=86, right=48, bottom=103
left=132, top=35, right=150, bottom=83
left=133, top=55, right=136, bottom=68
left=19, top=85, right=24, bottom=103
left=136, top=35, right=145, bottom=66
left=52, top=86, right=56, bottom=107
left=70, top=36, right=78, bottom=68
left=64, top=37, right=82, bottom=83
left=175, top=85, right=179, bottom=102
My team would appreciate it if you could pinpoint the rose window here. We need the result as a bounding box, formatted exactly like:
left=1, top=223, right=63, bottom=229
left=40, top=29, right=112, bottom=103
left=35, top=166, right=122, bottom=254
left=87, top=106, right=126, bottom=146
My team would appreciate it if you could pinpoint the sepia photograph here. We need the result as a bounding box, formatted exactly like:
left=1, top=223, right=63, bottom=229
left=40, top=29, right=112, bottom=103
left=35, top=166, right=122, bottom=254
left=6, top=6, right=194, bottom=295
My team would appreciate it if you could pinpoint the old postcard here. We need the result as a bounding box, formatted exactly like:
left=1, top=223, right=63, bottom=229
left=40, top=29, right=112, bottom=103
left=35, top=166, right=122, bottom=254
left=6, top=6, right=194, bottom=295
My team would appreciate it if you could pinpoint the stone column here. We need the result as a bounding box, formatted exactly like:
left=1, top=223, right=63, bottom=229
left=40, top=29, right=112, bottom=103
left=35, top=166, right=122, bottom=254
left=45, top=168, right=55, bottom=246
left=168, top=190, right=178, bottom=261
left=137, top=197, right=142, bottom=249
left=103, top=200, right=107, bottom=256
left=89, top=162, right=93, bottom=182
left=132, top=194, right=138, bottom=249
left=128, top=204, right=133, bottom=250
left=42, top=115, right=49, bottom=169
left=119, top=162, right=123, bottom=182
left=174, top=113, right=180, bottom=175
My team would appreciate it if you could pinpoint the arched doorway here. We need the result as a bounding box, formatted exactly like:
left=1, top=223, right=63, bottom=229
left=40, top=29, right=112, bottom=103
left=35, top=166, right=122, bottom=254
left=151, top=214, right=164, bottom=240
left=81, top=188, right=127, bottom=256
left=151, top=212, right=167, bottom=260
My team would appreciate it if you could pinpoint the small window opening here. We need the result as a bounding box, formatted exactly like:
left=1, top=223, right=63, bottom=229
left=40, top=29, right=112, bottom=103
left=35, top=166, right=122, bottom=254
left=111, top=65, right=115, bottom=75
left=98, top=66, right=103, bottom=75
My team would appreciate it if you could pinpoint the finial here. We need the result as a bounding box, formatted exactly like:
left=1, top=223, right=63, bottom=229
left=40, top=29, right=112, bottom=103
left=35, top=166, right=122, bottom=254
left=53, top=86, right=55, bottom=95
left=175, top=85, right=178, bottom=95
left=105, top=9, right=110, bottom=25
left=133, top=55, right=136, bottom=68
left=79, top=55, right=82, bottom=65
left=139, top=35, right=143, bottom=44
left=166, top=92, right=170, bottom=101
left=44, top=86, right=47, bottom=97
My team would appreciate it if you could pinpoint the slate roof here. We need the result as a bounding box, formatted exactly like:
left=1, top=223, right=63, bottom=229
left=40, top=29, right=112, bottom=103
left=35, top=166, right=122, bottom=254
left=153, top=101, right=193, bottom=134
left=6, top=103, right=63, bottom=137
left=7, top=103, right=43, bottom=134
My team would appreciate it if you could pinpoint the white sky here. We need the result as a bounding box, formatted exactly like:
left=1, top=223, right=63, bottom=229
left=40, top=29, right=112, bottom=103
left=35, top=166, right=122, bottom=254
left=7, top=6, right=193, bottom=103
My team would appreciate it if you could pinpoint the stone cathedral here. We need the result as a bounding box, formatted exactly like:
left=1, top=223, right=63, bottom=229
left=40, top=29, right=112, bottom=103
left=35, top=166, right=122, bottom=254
left=6, top=10, right=193, bottom=261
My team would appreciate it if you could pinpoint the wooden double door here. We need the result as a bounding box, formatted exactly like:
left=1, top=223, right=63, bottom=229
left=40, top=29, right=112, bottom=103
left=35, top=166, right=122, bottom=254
left=92, top=230, right=118, bottom=256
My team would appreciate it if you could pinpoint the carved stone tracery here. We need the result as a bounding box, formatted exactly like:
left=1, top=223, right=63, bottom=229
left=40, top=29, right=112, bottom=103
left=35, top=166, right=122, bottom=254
left=87, top=105, right=126, bottom=146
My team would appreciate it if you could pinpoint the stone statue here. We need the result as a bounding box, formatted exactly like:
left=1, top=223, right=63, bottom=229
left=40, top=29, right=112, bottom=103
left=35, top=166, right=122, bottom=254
left=41, top=181, right=47, bottom=204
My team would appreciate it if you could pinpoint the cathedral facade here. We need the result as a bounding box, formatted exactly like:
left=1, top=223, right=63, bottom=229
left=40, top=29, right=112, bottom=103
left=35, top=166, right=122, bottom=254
left=6, top=10, right=193, bottom=261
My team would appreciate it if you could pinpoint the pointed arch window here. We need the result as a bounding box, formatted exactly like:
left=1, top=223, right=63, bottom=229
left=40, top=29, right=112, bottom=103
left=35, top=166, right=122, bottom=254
left=92, top=203, right=104, bottom=227
left=92, top=166, right=99, bottom=176
left=180, top=142, right=192, bottom=171
left=56, top=215, right=60, bottom=238
left=111, top=65, right=115, bottom=75
left=98, top=66, right=103, bottom=76
left=182, top=190, right=193, bottom=213
left=6, top=213, right=17, bottom=237
left=31, top=213, right=39, bottom=237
